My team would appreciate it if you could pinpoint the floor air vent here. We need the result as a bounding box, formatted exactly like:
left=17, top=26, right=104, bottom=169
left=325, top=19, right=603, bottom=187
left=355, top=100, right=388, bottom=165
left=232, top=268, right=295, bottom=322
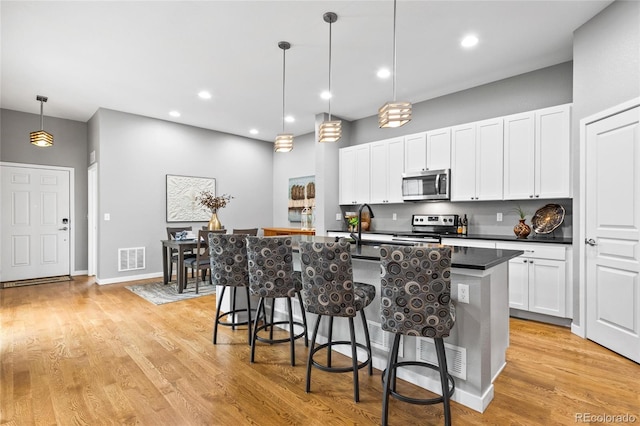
left=367, top=320, right=404, bottom=358
left=118, top=247, right=145, bottom=272
left=416, top=338, right=466, bottom=380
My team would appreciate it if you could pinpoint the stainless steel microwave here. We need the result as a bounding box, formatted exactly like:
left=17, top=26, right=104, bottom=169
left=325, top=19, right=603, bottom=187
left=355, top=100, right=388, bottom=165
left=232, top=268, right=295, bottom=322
left=401, top=169, right=450, bottom=201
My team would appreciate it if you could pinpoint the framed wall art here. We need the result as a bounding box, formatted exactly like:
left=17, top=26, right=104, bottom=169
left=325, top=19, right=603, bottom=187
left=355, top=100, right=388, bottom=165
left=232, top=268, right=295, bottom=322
left=166, top=174, right=216, bottom=222
left=288, top=175, right=315, bottom=222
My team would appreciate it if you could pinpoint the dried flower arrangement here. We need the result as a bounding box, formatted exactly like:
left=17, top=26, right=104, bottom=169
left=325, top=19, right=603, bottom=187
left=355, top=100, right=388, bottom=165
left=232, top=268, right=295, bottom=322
left=196, top=191, right=233, bottom=213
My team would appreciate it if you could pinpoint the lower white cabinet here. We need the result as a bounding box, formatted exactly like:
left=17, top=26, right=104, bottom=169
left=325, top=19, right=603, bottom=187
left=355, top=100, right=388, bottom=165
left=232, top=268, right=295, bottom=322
left=496, top=242, right=567, bottom=318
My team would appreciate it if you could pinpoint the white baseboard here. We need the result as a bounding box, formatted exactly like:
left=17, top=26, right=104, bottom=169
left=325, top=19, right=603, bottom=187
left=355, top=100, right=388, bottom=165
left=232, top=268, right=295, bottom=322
left=571, top=323, right=586, bottom=338
left=96, top=272, right=164, bottom=285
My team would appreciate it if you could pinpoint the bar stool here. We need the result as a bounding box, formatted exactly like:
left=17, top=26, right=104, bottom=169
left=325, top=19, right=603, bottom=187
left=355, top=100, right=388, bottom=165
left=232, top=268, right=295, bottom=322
left=246, top=236, right=308, bottom=366
left=298, top=240, right=375, bottom=403
left=208, top=233, right=253, bottom=345
left=379, top=244, right=456, bottom=426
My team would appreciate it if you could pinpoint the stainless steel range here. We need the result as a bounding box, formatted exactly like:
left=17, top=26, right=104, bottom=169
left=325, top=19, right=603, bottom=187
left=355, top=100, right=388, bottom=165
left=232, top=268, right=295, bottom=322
left=392, top=214, right=459, bottom=244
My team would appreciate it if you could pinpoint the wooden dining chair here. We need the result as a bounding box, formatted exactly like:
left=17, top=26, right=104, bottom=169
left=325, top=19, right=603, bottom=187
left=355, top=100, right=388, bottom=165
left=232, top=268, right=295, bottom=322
left=166, top=226, right=196, bottom=280
left=183, top=229, right=213, bottom=293
left=232, top=228, right=258, bottom=236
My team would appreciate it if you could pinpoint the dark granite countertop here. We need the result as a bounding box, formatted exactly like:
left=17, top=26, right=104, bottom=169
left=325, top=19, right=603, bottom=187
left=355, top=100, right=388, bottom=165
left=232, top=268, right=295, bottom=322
left=326, top=229, right=572, bottom=245
left=292, top=236, right=523, bottom=271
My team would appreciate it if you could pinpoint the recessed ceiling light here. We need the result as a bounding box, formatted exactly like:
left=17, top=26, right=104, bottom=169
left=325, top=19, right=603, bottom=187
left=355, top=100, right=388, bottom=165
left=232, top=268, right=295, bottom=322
left=169, top=110, right=181, bottom=117
left=377, top=68, right=391, bottom=79
left=285, top=115, right=295, bottom=123
left=321, top=90, right=332, bottom=100
left=249, top=129, right=259, bottom=135
left=461, top=35, right=479, bottom=48
left=198, top=91, right=212, bottom=99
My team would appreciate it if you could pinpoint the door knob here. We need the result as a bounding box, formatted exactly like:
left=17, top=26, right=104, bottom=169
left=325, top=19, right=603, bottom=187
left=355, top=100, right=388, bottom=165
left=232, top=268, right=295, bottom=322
left=585, top=238, right=596, bottom=246
left=59, top=226, right=68, bottom=231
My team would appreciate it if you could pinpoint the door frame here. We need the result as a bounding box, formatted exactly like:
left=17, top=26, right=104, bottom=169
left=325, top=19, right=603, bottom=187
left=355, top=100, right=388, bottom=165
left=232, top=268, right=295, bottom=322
left=577, top=97, right=640, bottom=338
left=88, top=163, right=98, bottom=276
left=0, top=161, right=76, bottom=279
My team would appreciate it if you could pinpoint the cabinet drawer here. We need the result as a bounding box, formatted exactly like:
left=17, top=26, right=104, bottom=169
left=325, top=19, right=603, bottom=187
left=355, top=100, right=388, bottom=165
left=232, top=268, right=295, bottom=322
left=496, top=242, right=565, bottom=260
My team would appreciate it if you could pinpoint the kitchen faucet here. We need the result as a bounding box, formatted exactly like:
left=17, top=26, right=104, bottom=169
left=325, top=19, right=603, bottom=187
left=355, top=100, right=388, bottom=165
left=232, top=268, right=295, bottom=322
left=350, top=204, right=375, bottom=248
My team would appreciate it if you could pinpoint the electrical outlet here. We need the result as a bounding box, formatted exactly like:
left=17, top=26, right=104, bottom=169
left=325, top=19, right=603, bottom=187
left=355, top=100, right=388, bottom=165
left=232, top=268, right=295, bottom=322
left=336, top=213, right=342, bottom=221
left=458, top=283, right=469, bottom=304
left=497, top=212, right=503, bottom=222
left=392, top=213, right=397, bottom=220
left=104, top=213, right=111, bottom=221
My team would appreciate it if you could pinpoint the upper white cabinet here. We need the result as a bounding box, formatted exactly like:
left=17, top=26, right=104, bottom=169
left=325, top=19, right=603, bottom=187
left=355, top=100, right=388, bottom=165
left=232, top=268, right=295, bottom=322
left=339, top=144, right=370, bottom=205
left=404, top=128, right=451, bottom=173
left=504, top=104, right=571, bottom=200
left=451, top=118, right=504, bottom=201
left=370, top=137, right=404, bottom=204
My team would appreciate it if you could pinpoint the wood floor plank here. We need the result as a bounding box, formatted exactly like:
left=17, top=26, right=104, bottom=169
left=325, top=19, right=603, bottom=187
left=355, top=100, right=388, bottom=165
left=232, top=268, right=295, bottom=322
left=1, top=276, right=638, bottom=425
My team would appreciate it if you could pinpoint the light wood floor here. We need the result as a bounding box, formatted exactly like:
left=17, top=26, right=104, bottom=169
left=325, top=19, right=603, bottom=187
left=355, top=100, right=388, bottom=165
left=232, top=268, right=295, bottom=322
left=1, top=276, right=638, bottom=425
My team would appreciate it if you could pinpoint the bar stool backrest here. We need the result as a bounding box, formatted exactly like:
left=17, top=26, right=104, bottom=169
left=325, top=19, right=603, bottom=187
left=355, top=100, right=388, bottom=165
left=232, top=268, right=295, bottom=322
left=208, top=234, right=249, bottom=287
left=379, top=245, right=455, bottom=338
left=299, top=240, right=357, bottom=317
left=246, top=236, right=298, bottom=298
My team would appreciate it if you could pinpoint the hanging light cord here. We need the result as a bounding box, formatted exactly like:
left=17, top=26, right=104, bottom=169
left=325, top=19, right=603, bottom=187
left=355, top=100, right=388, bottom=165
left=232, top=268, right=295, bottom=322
left=281, top=47, right=286, bottom=133
left=328, top=18, right=333, bottom=120
left=39, top=98, right=45, bottom=130
left=392, top=0, right=398, bottom=102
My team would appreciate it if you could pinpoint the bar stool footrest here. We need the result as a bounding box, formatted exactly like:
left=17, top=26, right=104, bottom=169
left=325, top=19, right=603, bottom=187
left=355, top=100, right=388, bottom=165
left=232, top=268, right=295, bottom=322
left=310, top=341, right=371, bottom=373
left=383, top=360, right=455, bottom=405
left=216, top=308, right=252, bottom=328
left=254, top=320, right=306, bottom=345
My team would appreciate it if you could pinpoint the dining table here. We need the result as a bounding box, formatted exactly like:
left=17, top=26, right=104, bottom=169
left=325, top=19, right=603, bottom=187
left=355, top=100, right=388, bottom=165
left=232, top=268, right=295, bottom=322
left=161, top=238, right=200, bottom=293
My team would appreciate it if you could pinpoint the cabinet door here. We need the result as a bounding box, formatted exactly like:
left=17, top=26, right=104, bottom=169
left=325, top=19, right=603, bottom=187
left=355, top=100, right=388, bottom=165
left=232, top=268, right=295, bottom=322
left=386, top=137, right=405, bottom=202
left=426, top=128, right=451, bottom=170
left=528, top=258, right=566, bottom=317
left=404, top=133, right=427, bottom=173
left=370, top=141, right=388, bottom=203
left=339, top=147, right=356, bottom=204
left=476, top=118, right=504, bottom=200
left=353, top=145, right=371, bottom=204
left=451, top=123, right=477, bottom=201
left=508, top=257, right=529, bottom=310
left=535, top=104, right=571, bottom=198
left=503, top=112, right=535, bottom=200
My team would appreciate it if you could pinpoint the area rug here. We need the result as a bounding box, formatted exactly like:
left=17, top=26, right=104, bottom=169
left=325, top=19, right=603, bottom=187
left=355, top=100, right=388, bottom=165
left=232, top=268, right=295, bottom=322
left=125, top=279, right=215, bottom=305
left=1, top=275, right=72, bottom=289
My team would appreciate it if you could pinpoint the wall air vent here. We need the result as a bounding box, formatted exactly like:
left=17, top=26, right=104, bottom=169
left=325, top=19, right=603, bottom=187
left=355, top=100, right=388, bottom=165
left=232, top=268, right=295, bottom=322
left=118, top=247, right=145, bottom=272
left=416, top=338, right=466, bottom=380
left=367, top=320, right=404, bottom=358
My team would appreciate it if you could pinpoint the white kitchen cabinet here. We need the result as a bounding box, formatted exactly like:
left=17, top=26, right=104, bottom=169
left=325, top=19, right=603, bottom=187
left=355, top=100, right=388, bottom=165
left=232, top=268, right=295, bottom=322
left=496, top=242, right=567, bottom=318
left=451, top=118, right=503, bottom=201
left=404, top=129, right=451, bottom=173
left=503, top=104, right=571, bottom=200
left=339, top=144, right=370, bottom=205
left=370, top=137, right=404, bottom=204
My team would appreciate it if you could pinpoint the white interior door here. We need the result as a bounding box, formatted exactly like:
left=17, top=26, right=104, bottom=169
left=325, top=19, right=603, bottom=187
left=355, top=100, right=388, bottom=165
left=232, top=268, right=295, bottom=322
left=1, top=165, right=70, bottom=281
left=585, top=105, right=640, bottom=363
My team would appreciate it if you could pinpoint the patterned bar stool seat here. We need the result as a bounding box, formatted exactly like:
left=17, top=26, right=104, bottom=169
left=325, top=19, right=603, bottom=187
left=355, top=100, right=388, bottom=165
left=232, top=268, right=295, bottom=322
left=209, top=233, right=253, bottom=345
left=298, top=240, right=375, bottom=403
left=379, top=244, right=456, bottom=426
left=246, top=236, right=309, bottom=366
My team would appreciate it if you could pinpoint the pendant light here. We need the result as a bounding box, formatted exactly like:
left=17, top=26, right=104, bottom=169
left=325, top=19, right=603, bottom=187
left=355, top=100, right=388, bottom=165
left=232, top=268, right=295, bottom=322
left=30, top=95, right=54, bottom=147
left=274, top=41, right=294, bottom=152
left=318, top=12, right=341, bottom=143
left=378, top=0, right=411, bottom=128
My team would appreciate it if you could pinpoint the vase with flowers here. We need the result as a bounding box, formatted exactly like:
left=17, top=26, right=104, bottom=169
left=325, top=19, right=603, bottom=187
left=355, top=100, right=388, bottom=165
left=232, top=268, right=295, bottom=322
left=197, top=191, right=233, bottom=230
left=512, top=205, right=531, bottom=239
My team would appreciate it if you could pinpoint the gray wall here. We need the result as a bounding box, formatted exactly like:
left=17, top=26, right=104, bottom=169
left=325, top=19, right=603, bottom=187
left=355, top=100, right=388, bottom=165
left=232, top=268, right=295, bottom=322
left=0, top=108, right=89, bottom=272
left=349, top=61, right=573, bottom=145
left=91, top=108, right=274, bottom=282
left=571, top=0, right=640, bottom=325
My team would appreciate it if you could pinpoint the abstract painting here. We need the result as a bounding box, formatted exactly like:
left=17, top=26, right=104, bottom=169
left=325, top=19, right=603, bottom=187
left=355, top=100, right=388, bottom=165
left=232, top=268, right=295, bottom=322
left=166, top=174, right=216, bottom=222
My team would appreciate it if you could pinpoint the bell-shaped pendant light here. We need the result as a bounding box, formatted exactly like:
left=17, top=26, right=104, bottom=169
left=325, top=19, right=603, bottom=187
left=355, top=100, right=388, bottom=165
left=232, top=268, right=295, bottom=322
left=30, top=95, right=54, bottom=147
left=378, top=0, right=412, bottom=128
left=318, top=12, right=341, bottom=143
left=274, top=41, right=294, bottom=152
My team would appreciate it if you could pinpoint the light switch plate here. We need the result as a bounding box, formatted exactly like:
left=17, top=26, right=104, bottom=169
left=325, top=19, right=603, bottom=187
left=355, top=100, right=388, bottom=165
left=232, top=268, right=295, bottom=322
left=497, top=212, right=503, bottom=222
left=336, top=213, right=342, bottom=221
left=104, top=213, right=111, bottom=221
left=392, top=213, right=397, bottom=220
left=458, top=283, right=469, bottom=304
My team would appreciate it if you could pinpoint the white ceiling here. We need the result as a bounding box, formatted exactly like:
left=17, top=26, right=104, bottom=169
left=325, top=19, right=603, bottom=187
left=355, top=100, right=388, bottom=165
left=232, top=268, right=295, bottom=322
left=1, top=1, right=612, bottom=142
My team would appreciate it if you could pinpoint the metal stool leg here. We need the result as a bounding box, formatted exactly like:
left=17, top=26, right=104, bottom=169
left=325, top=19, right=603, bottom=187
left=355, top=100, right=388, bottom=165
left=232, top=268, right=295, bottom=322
left=348, top=317, right=359, bottom=402
left=306, top=314, right=323, bottom=393
left=382, top=333, right=402, bottom=426
left=435, top=338, right=452, bottom=426
left=245, top=286, right=252, bottom=345
left=297, top=291, right=309, bottom=347
left=250, top=297, right=265, bottom=363
left=286, top=297, right=296, bottom=366
left=213, top=286, right=227, bottom=344
left=359, top=309, right=373, bottom=375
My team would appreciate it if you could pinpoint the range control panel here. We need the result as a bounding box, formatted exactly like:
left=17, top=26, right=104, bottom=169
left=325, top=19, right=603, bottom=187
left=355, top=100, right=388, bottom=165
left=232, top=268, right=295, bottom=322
left=412, top=214, right=458, bottom=227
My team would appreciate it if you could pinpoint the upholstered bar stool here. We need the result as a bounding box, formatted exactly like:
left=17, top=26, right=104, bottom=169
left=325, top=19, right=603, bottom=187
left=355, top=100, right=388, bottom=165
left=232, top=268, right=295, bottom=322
left=298, top=240, right=375, bottom=403
left=246, top=236, right=308, bottom=366
left=208, top=233, right=253, bottom=345
left=379, top=244, right=456, bottom=426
